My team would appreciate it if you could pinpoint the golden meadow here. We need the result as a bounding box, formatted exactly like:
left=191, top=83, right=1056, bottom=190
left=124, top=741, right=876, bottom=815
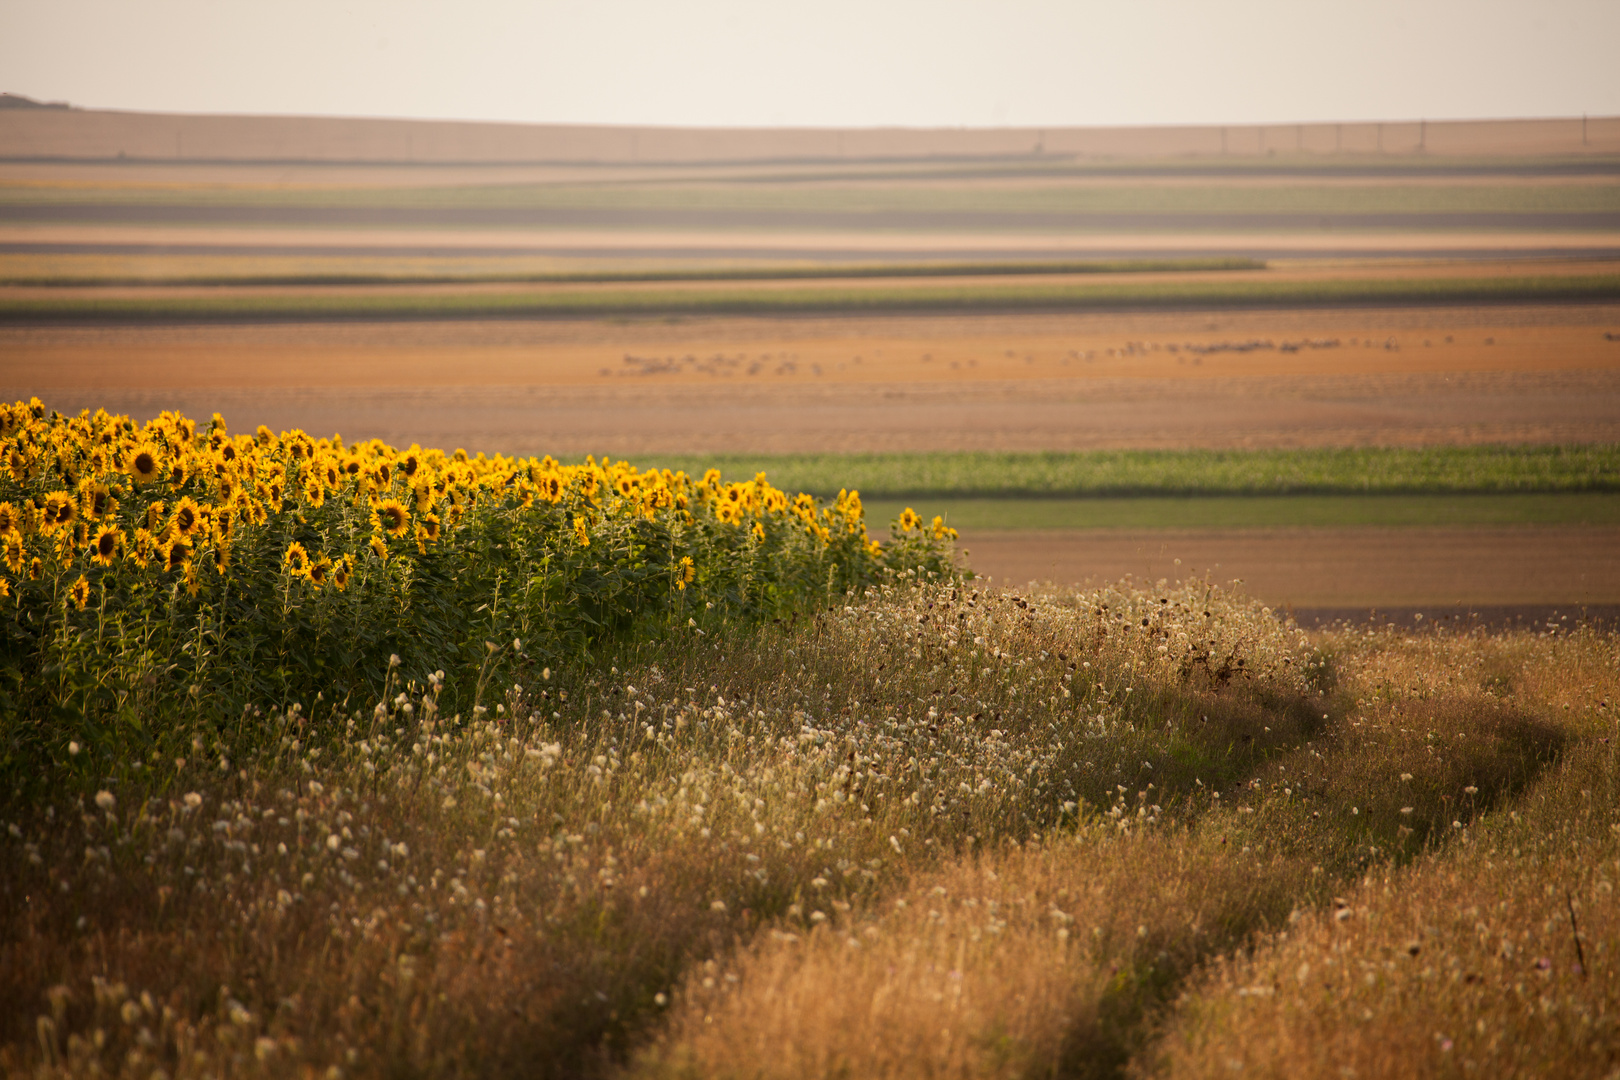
left=1, top=399, right=1617, bottom=1079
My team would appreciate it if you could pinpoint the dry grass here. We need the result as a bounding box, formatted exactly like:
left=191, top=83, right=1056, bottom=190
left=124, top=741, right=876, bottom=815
left=637, top=832, right=1314, bottom=1080
left=2, top=576, right=1617, bottom=1079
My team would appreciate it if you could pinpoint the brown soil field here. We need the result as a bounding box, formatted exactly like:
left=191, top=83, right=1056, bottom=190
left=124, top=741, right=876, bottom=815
left=5, top=305, right=1619, bottom=454
left=961, top=526, right=1620, bottom=607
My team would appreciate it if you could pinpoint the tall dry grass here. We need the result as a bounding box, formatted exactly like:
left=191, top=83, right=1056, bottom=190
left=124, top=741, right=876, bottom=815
left=2, top=576, right=1615, bottom=1079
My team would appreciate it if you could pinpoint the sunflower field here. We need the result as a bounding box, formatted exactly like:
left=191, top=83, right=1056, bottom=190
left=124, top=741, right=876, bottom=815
left=0, top=399, right=957, bottom=787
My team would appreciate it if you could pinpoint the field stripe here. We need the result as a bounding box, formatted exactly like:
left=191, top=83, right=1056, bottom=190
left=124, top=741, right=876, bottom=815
left=2, top=273, right=1619, bottom=323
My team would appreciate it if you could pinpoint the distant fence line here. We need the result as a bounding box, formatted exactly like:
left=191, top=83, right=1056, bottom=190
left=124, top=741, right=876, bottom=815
left=2, top=110, right=1618, bottom=165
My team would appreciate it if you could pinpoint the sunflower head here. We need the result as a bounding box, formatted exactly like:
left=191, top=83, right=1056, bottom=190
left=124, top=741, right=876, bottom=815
left=2, top=530, right=23, bottom=575
left=308, top=557, right=330, bottom=589
left=332, top=554, right=353, bottom=592
left=80, top=481, right=113, bottom=520
left=368, top=534, right=388, bottom=562
left=897, top=507, right=922, bottom=533
left=0, top=502, right=16, bottom=534
left=283, top=542, right=311, bottom=579
left=212, top=544, right=231, bottom=574
left=170, top=497, right=201, bottom=537
left=375, top=499, right=410, bottom=538
left=129, top=529, right=156, bottom=569
left=43, top=492, right=75, bottom=531
left=129, top=444, right=163, bottom=485
left=164, top=536, right=192, bottom=573
left=91, top=525, right=122, bottom=567
left=70, top=574, right=91, bottom=610
left=27, top=557, right=43, bottom=581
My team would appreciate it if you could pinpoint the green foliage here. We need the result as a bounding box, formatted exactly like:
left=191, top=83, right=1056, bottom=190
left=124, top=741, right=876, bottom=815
left=658, top=445, right=1620, bottom=500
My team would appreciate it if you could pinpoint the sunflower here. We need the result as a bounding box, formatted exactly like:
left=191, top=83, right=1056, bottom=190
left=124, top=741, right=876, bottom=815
left=374, top=498, right=410, bottom=538
left=897, top=507, right=922, bottom=533
left=2, top=529, right=22, bottom=575
left=677, top=555, right=695, bottom=590
left=166, top=460, right=189, bottom=490
left=368, top=534, right=389, bottom=562
left=42, top=492, right=75, bottom=531
left=79, top=480, right=113, bottom=520
left=27, top=557, right=43, bottom=581
left=397, top=450, right=421, bottom=480
left=572, top=515, right=591, bottom=548
left=6, top=447, right=31, bottom=484
left=212, top=543, right=231, bottom=574
left=129, top=443, right=163, bottom=484
left=418, top=512, right=440, bottom=543
left=0, top=502, right=17, bottom=535
left=169, top=496, right=202, bottom=537
left=303, top=475, right=325, bottom=508
left=308, top=556, right=330, bottom=589
left=163, top=536, right=192, bottom=573
left=332, top=554, right=353, bottom=591
left=129, top=528, right=156, bottom=569
left=212, top=505, right=235, bottom=544
left=69, top=574, right=90, bottom=611
left=283, top=542, right=311, bottom=580
left=90, top=524, right=122, bottom=567
left=0, top=577, right=9, bottom=603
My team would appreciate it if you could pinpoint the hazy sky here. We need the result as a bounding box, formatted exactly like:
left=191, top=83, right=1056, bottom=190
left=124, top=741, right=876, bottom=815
left=3, top=0, right=1616, bottom=129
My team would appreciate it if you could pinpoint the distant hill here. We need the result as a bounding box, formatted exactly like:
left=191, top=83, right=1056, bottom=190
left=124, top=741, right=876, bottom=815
left=0, top=92, right=72, bottom=110
left=1, top=104, right=1616, bottom=165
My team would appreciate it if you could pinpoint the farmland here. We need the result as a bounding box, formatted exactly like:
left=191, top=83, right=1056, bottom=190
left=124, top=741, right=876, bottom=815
left=2, top=113, right=1619, bottom=1079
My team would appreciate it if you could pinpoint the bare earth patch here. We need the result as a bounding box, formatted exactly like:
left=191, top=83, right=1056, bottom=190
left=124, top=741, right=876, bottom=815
left=960, top=526, right=1620, bottom=606
left=5, top=305, right=1619, bottom=454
